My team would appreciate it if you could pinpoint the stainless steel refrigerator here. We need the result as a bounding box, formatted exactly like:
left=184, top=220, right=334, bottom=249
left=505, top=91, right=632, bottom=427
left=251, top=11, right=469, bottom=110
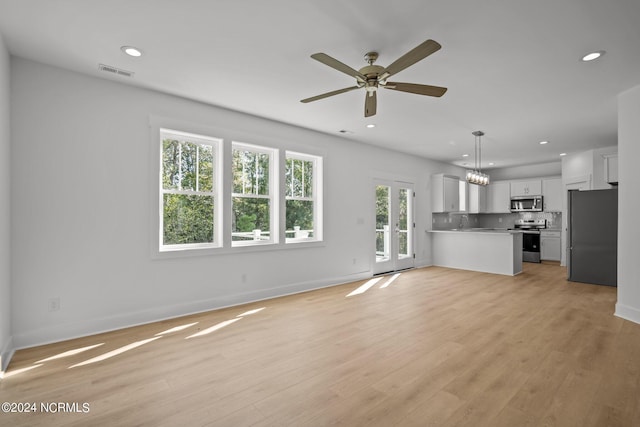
left=568, top=189, right=617, bottom=286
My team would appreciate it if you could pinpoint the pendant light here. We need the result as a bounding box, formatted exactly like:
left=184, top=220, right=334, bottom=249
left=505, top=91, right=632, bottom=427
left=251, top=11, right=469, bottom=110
left=466, top=130, right=490, bottom=186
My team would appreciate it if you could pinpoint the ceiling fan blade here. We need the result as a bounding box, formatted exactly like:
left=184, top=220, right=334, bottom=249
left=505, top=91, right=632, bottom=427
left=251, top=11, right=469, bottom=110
left=364, top=91, right=377, bottom=117
left=381, top=39, right=442, bottom=79
left=311, top=53, right=366, bottom=82
left=383, top=82, right=447, bottom=97
left=300, top=86, right=361, bottom=103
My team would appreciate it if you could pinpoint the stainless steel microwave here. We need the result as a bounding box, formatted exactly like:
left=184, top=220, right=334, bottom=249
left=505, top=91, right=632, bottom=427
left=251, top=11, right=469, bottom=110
left=510, top=195, right=543, bottom=212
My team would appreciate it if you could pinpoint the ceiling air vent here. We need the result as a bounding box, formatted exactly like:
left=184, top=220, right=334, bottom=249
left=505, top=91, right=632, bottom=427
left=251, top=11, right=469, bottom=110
left=98, top=64, right=134, bottom=78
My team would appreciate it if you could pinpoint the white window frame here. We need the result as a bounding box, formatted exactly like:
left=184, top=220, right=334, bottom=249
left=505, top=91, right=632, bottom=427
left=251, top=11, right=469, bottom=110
left=285, top=151, right=323, bottom=243
left=159, top=128, right=222, bottom=252
left=231, top=141, right=279, bottom=247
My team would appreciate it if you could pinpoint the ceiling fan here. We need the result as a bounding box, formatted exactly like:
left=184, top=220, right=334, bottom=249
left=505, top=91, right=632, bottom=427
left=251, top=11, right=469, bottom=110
left=301, top=39, right=447, bottom=117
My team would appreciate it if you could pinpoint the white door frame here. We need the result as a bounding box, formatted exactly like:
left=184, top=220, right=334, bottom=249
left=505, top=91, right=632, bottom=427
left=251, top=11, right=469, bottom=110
left=373, top=179, right=415, bottom=275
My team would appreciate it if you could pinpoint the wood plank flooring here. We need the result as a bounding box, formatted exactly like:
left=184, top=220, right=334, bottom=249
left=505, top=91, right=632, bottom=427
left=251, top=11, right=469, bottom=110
left=2, top=263, right=639, bottom=426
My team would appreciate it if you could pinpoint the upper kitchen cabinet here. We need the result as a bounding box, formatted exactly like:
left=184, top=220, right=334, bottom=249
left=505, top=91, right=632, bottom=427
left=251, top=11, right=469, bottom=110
left=486, top=181, right=511, bottom=213
left=561, top=147, right=617, bottom=190
left=510, top=179, right=542, bottom=197
left=542, top=177, right=562, bottom=212
left=432, top=174, right=460, bottom=212
left=468, top=183, right=487, bottom=213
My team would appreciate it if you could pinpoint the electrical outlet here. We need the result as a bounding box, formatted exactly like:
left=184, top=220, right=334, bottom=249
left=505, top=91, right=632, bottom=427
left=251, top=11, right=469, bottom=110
left=48, top=297, right=60, bottom=312
left=241, top=274, right=247, bottom=283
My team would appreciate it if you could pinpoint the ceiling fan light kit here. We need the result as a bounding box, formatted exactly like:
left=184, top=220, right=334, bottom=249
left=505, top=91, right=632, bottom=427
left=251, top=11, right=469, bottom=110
left=301, top=39, right=447, bottom=117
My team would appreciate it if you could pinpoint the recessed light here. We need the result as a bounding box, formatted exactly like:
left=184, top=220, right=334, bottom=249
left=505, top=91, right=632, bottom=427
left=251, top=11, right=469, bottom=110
left=366, top=124, right=376, bottom=128
left=462, top=154, right=469, bottom=158
left=539, top=140, right=549, bottom=145
left=581, top=50, right=605, bottom=62
left=489, top=162, right=495, bottom=166
left=121, top=46, right=142, bottom=57
left=560, top=152, right=567, bottom=156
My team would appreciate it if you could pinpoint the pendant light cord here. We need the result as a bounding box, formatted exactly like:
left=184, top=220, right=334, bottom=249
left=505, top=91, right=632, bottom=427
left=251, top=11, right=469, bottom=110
left=472, top=130, right=484, bottom=174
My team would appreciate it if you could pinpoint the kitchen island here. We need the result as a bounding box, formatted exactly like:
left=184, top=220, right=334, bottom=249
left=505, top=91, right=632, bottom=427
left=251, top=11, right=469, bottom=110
left=429, top=229, right=523, bottom=276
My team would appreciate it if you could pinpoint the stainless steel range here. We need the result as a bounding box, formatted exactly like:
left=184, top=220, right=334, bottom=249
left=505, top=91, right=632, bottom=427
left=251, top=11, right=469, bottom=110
left=511, top=219, right=547, bottom=263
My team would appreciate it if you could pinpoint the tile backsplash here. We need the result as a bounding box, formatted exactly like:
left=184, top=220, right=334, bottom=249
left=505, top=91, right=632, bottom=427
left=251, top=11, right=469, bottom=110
left=432, top=212, right=562, bottom=230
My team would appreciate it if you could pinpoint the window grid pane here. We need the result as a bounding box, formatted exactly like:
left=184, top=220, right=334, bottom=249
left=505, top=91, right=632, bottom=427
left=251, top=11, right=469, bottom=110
left=163, top=194, right=214, bottom=245
left=160, top=129, right=219, bottom=250
left=232, top=144, right=274, bottom=245
left=233, top=150, right=270, bottom=196
left=285, top=153, right=319, bottom=242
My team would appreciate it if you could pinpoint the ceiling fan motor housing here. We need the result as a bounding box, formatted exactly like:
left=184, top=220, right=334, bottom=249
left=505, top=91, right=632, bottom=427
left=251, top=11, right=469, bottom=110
left=360, top=64, right=385, bottom=92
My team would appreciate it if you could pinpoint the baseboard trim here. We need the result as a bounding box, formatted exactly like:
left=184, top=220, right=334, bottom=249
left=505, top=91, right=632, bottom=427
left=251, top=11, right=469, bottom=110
left=1, top=336, right=15, bottom=377
left=12, top=271, right=373, bottom=351
left=415, top=259, right=432, bottom=269
left=615, top=303, right=640, bottom=325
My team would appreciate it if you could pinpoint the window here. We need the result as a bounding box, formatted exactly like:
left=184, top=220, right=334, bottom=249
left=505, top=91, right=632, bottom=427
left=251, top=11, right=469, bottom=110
left=232, top=142, right=277, bottom=246
left=155, top=122, right=323, bottom=255
left=285, top=151, right=322, bottom=242
left=160, top=129, right=221, bottom=251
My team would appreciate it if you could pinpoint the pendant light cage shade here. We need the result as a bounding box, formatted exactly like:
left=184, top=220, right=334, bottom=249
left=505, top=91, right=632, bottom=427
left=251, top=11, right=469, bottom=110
left=466, top=130, right=490, bottom=186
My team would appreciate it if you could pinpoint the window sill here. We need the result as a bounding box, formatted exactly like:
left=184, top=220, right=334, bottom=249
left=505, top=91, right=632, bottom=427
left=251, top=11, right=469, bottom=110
left=152, top=239, right=325, bottom=260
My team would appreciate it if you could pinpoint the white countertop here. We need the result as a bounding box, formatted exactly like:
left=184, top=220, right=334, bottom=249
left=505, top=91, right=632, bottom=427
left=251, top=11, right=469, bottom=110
left=429, top=228, right=521, bottom=235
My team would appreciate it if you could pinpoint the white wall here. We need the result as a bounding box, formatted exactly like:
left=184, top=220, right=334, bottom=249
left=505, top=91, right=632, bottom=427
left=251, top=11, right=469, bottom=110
left=0, top=34, right=12, bottom=372
left=486, top=161, right=561, bottom=181
left=616, top=84, right=640, bottom=324
left=9, top=57, right=464, bottom=349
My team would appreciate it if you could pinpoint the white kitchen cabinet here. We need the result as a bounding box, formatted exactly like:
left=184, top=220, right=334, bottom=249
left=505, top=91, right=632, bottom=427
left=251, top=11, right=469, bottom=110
left=430, top=230, right=523, bottom=276
left=468, top=183, right=487, bottom=213
left=432, top=174, right=460, bottom=212
left=604, top=154, right=618, bottom=184
left=542, top=177, right=562, bottom=212
left=541, top=230, right=561, bottom=261
left=486, top=181, right=511, bottom=213
left=510, top=179, right=542, bottom=197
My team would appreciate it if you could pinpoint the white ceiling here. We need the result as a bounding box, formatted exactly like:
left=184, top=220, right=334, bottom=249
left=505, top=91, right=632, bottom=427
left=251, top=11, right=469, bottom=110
left=1, top=0, right=640, bottom=169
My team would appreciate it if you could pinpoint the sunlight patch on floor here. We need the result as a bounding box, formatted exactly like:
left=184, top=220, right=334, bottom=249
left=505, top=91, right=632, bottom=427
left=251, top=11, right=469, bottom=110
left=237, top=307, right=265, bottom=317
left=68, top=337, right=162, bottom=368
left=346, top=277, right=382, bottom=297
left=2, top=363, right=43, bottom=378
left=6, top=307, right=267, bottom=375
left=155, top=322, right=199, bottom=336
left=185, top=318, right=241, bottom=339
left=35, top=343, right=105, bottom=364
left=379, top=273, right=401, bottom=289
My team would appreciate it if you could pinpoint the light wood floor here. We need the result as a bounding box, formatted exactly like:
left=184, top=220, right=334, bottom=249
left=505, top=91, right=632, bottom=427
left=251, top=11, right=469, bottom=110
left=2, top=263, right=639, bottom=426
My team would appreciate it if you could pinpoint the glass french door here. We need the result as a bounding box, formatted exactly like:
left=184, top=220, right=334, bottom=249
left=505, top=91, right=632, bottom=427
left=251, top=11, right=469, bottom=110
left=374, top=180, right=415, bottom=275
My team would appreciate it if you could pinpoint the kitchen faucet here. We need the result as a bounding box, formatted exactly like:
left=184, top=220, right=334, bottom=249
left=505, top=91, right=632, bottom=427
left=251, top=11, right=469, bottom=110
left=459, top=214, right=468, bottom=229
